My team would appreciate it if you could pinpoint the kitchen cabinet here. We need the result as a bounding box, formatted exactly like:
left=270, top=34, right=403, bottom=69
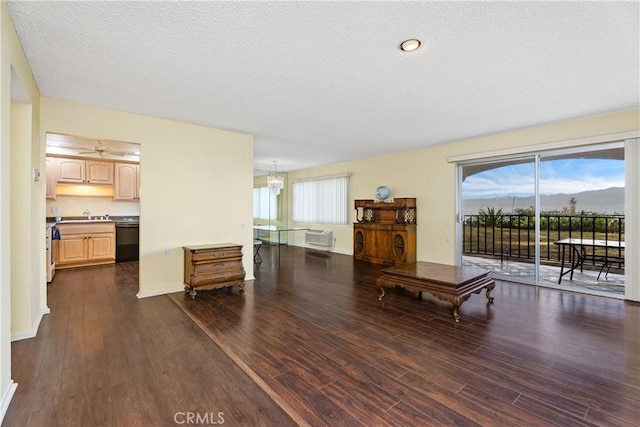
left=353, top=198, right=417, bottom=265
left=114, top=162, right=140, bottom=200
left=56, top=222, right=116, bottom=268
left=183, top=243, right=245, bottom=298
left=57, top=158, right=113, bottom=184
left=46, top=157, right=57, bottom=200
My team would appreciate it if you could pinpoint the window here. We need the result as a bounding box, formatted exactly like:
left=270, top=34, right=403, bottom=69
left=293, top=175, right=349, bottom=224
left=253, top=187, right=277, bottom=220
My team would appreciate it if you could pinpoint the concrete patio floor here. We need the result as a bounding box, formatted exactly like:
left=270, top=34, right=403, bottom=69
left=463, top=255, right=624, bottom=297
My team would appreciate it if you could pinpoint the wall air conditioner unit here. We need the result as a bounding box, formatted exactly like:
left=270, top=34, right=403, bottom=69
left=305, top=230, right=333, bottom=247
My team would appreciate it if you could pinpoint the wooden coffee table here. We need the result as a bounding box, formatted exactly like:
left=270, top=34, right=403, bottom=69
left=377, top=262, right=495, bottom=322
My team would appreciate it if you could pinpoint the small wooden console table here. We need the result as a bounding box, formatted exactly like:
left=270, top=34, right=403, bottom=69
left=377, top=262, right=495, bottom=322
left=183, top=243, right=245, bottom=298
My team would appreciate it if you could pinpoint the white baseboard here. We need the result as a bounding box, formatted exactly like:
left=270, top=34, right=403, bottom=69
left=289, top=242, right=351, bottom=256
left=11, top=307, right=50, bottom=342
left=330, top=248, right=351, bottom=256
left=137, top=286, right=185, bottom=299
left=0, top=380, right=17, bottom=424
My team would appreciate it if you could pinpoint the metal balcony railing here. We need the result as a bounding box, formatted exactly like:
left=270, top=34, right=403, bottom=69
left=463, top=214, right=625, bottom=270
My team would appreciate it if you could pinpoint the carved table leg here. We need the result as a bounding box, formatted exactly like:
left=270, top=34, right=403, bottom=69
left=485, top=282, right=495, bottom=303
left=451, top=303, right=461, bottom=323
left=239, top=282, right=245, bottom=294
left=378, top=286, right=386, bottom=301
left=450, top=294, right=472, bottom=322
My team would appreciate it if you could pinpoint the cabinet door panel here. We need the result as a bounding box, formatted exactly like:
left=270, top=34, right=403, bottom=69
left=362, top=230, right=377, bottom=259
left=46, top=157, right=57, bottom=199
left=88, top=234, right=114, bottom=260
left=59, top=237, right=87, bottom=263
left=86, top=161, right=113, bottom=184
left=114, top=163, right=138, bottom=200
left=390, top=232, right=407, bottom=263
left=374, top=230, right=393, bottom=261
left=58, top=159, right=85, bottom=183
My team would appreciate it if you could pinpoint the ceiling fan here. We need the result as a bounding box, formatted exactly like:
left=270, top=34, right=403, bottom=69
left=78, top=140, right=126, bottom=157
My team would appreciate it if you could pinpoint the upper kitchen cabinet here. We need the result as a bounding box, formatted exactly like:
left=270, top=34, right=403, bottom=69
left=57, top=158, right=114, bottom=185
left=46, top=157, right=57, bottom=200
left=114, top=162, right=140, bottom=201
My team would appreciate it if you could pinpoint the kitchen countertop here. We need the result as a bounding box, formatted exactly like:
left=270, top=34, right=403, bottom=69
left=46, top=216, right=139, bottom=224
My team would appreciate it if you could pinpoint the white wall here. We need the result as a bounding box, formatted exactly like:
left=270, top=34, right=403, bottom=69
left=40, top=97, right=256, bottom=297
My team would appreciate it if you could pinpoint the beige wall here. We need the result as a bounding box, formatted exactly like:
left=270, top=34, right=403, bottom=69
left=40, top=97, right=255, bottom=297
left=10, top=101, right=35, bottom=340
left=285, top=110, right=640, bottom=295
left=1, top=1, right=43, bottom=420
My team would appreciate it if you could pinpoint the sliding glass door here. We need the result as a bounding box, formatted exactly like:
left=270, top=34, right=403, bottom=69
left=460, top=157, right=537, bottom=282
left=458, top=142, right=625, bottom=297
left=538, top=146, right=625, bottom=295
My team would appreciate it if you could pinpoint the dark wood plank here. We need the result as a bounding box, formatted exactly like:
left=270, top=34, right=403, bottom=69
left=170, top=246, right=639, bottom=426
left=4, top=262, right=295, bottom=427
left=5, top=246, right=639, bottom=427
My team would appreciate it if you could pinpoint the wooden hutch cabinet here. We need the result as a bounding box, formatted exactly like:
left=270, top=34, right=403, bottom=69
left=353, top=198, right=416, bottom=265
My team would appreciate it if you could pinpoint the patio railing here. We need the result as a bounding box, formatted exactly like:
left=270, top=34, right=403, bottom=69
left=463, top=214, right=625, bottom=269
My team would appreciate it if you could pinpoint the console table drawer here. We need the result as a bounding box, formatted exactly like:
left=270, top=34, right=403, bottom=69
left=191, top=259, right=243, bottom=275
left=189, top=270, right=246, bottom=287
left=190, top=248, right=242, bottom=262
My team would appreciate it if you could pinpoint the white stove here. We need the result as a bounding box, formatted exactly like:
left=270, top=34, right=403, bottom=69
left=46, top=224, right=55, bottom=282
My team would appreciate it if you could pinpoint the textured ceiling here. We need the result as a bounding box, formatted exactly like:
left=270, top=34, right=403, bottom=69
left=7, top=1, right=640, bottom=175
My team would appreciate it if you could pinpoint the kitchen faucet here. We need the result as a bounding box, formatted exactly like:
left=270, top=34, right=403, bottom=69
left=82, top=209, right=92, bottom=220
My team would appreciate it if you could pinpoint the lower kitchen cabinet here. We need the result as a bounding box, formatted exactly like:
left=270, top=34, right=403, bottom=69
left=56, top=222, right=116, bottom=268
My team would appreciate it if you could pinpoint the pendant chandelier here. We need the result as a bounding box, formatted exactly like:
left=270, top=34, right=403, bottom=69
left=267, top=161, right=284, bottom=195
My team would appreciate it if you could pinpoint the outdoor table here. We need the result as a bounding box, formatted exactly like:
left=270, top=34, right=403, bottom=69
left=554, top=238, right=625, bottom=284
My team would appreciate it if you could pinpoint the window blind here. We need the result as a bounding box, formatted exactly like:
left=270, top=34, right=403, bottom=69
left=293, top=176, right=348, bottom=224
left=253, top=187, right=277, bottom=220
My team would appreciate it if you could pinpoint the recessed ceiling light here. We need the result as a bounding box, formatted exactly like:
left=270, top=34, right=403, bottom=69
left=400, top=39, right=421, bottom=52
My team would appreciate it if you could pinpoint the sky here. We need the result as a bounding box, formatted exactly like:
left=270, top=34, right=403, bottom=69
left=462, top=158, right=625, bottom=199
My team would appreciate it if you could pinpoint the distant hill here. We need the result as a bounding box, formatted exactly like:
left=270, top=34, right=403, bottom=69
left=462, top=187, right=624, bottom=215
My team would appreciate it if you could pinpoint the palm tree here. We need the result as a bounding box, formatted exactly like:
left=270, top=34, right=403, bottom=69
left=479, top=207, right=505, bottom=227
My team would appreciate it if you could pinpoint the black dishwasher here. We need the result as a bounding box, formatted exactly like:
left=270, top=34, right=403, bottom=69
left=116, top=219, right=139, bottom=262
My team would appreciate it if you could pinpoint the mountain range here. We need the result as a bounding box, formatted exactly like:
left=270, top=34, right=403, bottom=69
left=462, top=187, right=624, bottom=215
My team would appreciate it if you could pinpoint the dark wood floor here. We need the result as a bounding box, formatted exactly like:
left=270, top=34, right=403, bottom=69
left=3, top=261, right=294, bottom=426
left=4, top=246, right=640, bottom=426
